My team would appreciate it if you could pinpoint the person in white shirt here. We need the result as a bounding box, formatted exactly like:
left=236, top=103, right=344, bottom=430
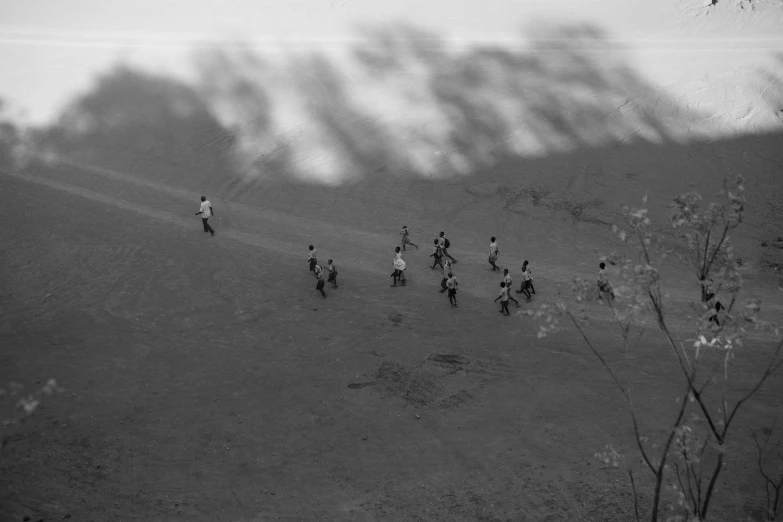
left=503, top=269, right=520, bottom=307
left=488, top=237, right=500, bottom=271
left=446, top=272, right=459, bottom=307
left=194, top=196, right=215, bottom=236
left=400, top=226, right=419, bottom=250
left=524, top=260, right=536, bottom=295
left=314, top=264, right=327, bottom=297
left=439, top=258, right=453, bottom=293
left=438, top=231, right=456, bottom=263
left=430, top=239, right=445, bottom=270
left=494, top=282, right=510, bottom=315
left=326, top=259, right=339, bottom=288
left=518, top=261, right=533, bottom=301
left=308, top=245, right=318, bottom=276
left=391, top=247, right=407, bottom=287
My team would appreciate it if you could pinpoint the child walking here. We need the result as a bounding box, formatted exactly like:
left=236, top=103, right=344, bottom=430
left=400, top=226, right=419, bottom=250
left=194, top=196, right=215, bottom=236
left=326, top=259, right=339, bottom=288
left=308, top=245, right=318, bottom=277
left=391, top=247, right=407, bottom=287
left=439, top=258, right=453, bottom=293
left=518, top=261, right=533, bottom=302
left=314, top=263, right=327, bottom=297
left=503, top=269, right=520, bottom=307
left=494, top=282, right=511, bottom=315
left=523, top=260, right=535, bottom=294
left=446, top=272, right=459, bottom=307
left=430, top=239, right=445, bottom=270
left=438, top=232, right=457, bottom=263
left=488, top=237, right=500, bottom=271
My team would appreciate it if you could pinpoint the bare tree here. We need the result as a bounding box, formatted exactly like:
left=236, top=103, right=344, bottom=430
left=531, top=175, right=783, bottom=520
left=752, top=420, right=783, bottom=521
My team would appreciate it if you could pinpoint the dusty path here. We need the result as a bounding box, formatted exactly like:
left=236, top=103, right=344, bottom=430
left=2, top=160, right=782, bottom=521
left=5, top=158, right=780, bottom=338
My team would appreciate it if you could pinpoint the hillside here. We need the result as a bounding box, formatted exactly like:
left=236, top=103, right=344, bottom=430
left=2, top=6, right=783, bottom=521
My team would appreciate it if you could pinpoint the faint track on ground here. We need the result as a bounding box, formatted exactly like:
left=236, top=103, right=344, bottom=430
left=3, top=161, right=780, bottom=338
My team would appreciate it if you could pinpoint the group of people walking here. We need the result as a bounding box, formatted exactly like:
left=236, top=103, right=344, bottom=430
left=194, top=197, right=616, bottom=310
left=395, top=226, right=539, bottom=314
left=307, top=245, right=339, bottom=298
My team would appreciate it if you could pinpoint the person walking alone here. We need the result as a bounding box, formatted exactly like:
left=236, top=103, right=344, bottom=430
left=195, top=196, right=215, bottom=236
left=488, top=237, right=500, bottom=271
left=400, top=226, right=419, bottom=251
left=391, top=246, right=407, bottom=287
left=446, top=272, right=459, bottom=307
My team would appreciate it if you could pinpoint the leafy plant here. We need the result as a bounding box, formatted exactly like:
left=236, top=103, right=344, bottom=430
left=529, top=175, right=783, bottom=520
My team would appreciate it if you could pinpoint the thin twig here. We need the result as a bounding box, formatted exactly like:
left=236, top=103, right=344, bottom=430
left=700, top=452, right=725, bottom=519
left=704, top=222, right=730, bottom=280
left=700, top=229, right=712, bottom=284
left=650, top=385, right=691, bottom=522
left=725, top=337, right=783, bottom=434
left=566, top=311, right=628, bottom=400
left=628, top=469, right=640, bottom=522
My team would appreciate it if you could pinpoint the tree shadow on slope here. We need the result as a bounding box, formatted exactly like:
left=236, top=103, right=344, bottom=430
left=176, top=22, right=716, bottom=221
left=0, top=98, right=21, bottom=170
left=31, top=65, right=239, bottom=193
left=25, top=22, right=783, bottom=247
left=354, top=23, right=689, bottom=157
left=757, top=53, right=783, bottom=122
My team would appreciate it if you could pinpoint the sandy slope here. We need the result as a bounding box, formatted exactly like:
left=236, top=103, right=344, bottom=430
left=2, top=1, right=783, bottom=520
left=2, top=163, right=781, bottom=521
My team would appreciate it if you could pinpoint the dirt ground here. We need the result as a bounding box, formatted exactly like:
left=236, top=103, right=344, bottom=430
left=1, top=132, right=782, bottom=521
left=2, top=5, right=783, bottom=519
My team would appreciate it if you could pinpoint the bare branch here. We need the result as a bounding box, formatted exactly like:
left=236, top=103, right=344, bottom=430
left=658, top=321, right=723, bottom=440
left=725, top=336, right=783, bottom=435
left=752, top=426, right=776, bottom=486
left=703, top=222, right=731, bottom=281
left=627, top=469, right=641, bottom=522
left=674, top=462, right=696, bottom=515
left=565, top=310, right=629, bottom=400
left=700, top=452, right=725, bottom=518
left=700, top=229, right=712, bottom=283
left=650, top=387, right=691, bottom=522
left=629, top=404, right=656, bottom=474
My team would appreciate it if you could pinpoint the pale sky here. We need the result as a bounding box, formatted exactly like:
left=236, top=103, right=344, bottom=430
left=0, top=0, right=781, bottom=124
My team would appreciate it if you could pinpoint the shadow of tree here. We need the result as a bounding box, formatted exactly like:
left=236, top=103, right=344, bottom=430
left=757, top=53, right=783, bottom=121
left=349, top=23, right=697, bottom=171
left=28, top=22, right=713, bottom=191
left=33, top=65, right=237, bottom=192
left=6, top=20, right=783, bottom=522
left=0, top=98, right=20, bottom=170
left=25, top=21, right=783, bottom=247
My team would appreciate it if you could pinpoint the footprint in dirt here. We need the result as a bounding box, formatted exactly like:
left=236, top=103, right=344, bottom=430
left=347, top=382, right=376, bottom=389
left=427, top=354, right=469, bottom=366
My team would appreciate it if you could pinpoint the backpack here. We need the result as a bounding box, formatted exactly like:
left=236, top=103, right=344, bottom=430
left=444, top=238, right=451, bottom=249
